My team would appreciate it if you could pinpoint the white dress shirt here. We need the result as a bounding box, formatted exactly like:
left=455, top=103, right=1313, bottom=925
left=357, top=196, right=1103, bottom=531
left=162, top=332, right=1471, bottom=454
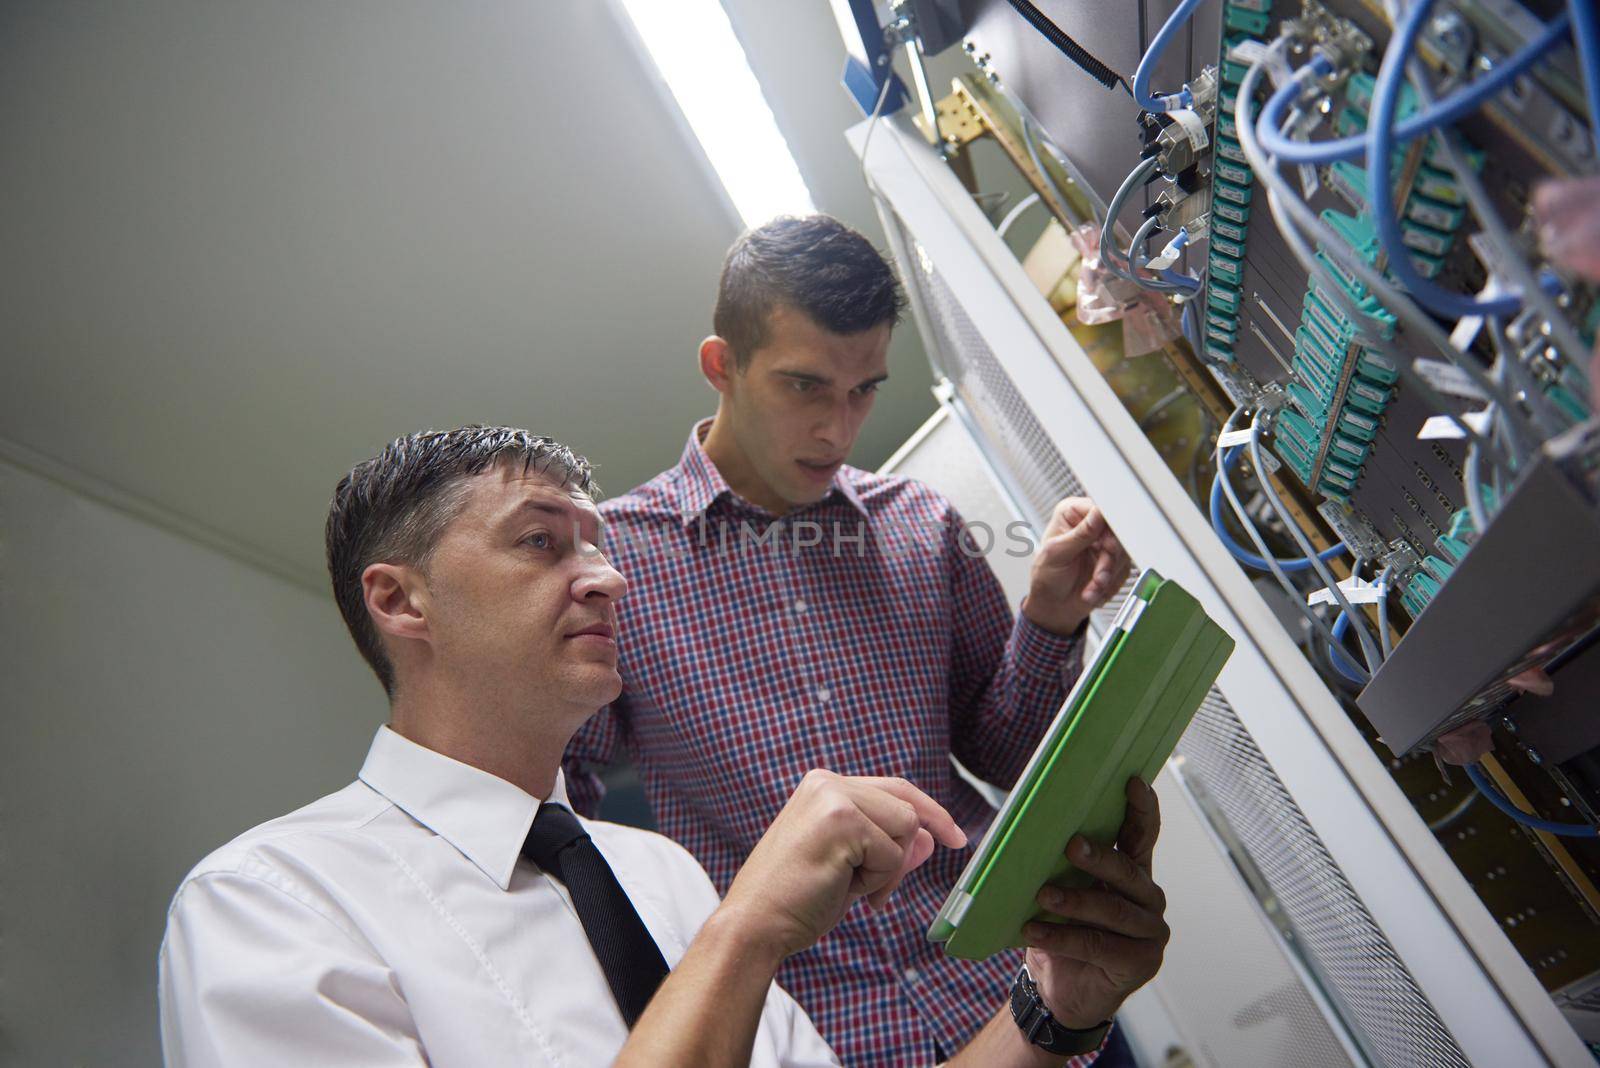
left=159, top=726, right=840, bottom=1067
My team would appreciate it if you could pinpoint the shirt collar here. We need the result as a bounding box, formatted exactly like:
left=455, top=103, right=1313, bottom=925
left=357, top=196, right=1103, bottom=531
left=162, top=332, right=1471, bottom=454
left=357, top=725, right=571, bottom=891
left=671, top=418, right=866, bottom=525
left=673, top=418, right=734, bottom=525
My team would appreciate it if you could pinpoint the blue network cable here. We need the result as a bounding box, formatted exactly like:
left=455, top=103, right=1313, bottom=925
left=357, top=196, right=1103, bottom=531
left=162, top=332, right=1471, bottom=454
left=1367, top=0, right=1527, bottom=319
left=1133, top=226, right=1203, bottom=293
left=1365, top=0, right=1568, bottom=319
left=1181, top=301, right=1201, bottom=352
left=1133, top=0, right=1207, bottom=113
left=1571, top=0, right=1600, bottom=150
left=1465, top=763, right=1599, bottom=838
left=1255, top=12, right=1572, bottom=165
left=1160, top=268, right=1202, bottom=292
left=1209, top=446, right=1346, bottom=572
left=1326, top=611, right=1369, bottom=685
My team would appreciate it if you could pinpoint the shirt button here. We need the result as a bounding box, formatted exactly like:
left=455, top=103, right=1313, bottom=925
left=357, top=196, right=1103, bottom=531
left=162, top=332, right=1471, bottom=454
left=794, top=598, right=807, bottom=614
left=903, top=966, right=920, bottom=984
left=816, top=685, right=831, bottom=703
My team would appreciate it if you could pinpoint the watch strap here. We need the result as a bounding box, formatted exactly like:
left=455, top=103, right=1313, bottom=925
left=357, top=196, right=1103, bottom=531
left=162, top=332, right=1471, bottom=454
left=1009, top=966, right=1112, bottom=1056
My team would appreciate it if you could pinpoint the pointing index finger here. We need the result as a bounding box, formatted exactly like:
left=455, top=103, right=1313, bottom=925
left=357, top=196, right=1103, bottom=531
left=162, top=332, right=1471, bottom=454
left=851, top=776, right=968, bottom=850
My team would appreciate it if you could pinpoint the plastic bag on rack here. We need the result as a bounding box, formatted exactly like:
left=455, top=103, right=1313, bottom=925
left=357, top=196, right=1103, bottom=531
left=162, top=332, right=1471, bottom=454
left=1068, top=223, right=1181, bottom=356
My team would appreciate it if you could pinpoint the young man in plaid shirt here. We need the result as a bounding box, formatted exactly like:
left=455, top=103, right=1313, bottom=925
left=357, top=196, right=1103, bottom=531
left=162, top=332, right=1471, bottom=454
left=564, top=215, right=1143, bottom=1065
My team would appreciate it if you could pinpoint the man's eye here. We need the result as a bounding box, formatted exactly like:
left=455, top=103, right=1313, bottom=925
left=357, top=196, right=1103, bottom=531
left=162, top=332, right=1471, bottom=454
left=524, top=532, right=555, bottom=551
left=854, top=382, right=880, bottom=396
left=789, top=379, right=816, bottom=394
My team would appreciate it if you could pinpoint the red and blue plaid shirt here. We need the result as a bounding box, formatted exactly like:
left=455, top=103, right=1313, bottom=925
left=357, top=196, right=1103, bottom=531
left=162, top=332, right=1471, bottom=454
left=565, top=421, right=1090, bottom=1066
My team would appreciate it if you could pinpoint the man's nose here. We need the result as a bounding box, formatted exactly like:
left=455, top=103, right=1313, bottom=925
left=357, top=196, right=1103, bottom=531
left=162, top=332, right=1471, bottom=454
left=574, top=553, right=628, bottom=603
left=816, top=400, right=853, bottom=451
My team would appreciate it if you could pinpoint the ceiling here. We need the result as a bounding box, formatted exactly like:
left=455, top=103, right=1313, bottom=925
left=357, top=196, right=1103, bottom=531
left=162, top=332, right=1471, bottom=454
left=0, top=0, right=940, bottom=589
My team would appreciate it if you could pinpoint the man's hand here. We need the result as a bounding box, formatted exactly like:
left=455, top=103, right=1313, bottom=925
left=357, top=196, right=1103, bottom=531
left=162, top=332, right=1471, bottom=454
left=1023, top=777, right=1169, bottom=1029
left=716, top=770, right=967, bottom=963
left=1022, top=498, right=1131, bottom=637
left=618, top=773, right=963, bottom=1068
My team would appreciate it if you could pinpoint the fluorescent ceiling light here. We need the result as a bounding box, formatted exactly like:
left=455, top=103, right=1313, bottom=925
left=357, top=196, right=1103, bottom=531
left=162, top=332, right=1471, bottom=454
left=618, top=0, right=817, bottom=228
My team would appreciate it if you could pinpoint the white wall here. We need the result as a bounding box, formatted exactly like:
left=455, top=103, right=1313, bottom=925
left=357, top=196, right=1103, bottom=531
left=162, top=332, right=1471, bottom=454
left=0, top=453, right=386, bottom=1066
left=0, top=0, right=937, bottom=587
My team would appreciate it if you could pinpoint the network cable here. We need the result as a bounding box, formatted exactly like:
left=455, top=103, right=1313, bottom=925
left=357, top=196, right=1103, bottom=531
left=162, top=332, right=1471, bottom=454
left=1465, top=763, right=1599, bottom=838
left=997, top=192, right=1043, bottom=239
left=1180, top=299, right=1202, bottom=354
left=1246, top=416, right=1384, bottom=672
left=1234, top=42, right=1529, bottom=465
left=1021, top=112, right=1109, bottom=223
left=1251, top=57, right=1511, bottom=402
left=1099, top=156, right=1194, bottom=293
left=1209, top=447, right=1347, bottom=572
left=1376, top=564, right=1394, bottom=660
left=1381, top=29, right=1592, bottom=371
left=1131, top=223, right=1202, bottom=292
left=1422, top=116, right=1591, bottom=373
left=1129, top=216, right=1201, bottom=292
left=1132, top=0, right=1206, bottom=113
left=1101, top=156, right=1158, bottom=276
left=1569, top=0, right=1600, bottom=149
left=1366, top=0, right=1563, bottom=320
left=1464, top=440, right=1496, bottom=534
left=1326, top=611, right=1370, bottom=686
left=1214, top=406, right=1358, bottom=675
left=1129, top=215, right=1163, bottom=270
left=1254, top=13, right=1573, bottom=165
left=1486, top=318, right=1569, bottom=444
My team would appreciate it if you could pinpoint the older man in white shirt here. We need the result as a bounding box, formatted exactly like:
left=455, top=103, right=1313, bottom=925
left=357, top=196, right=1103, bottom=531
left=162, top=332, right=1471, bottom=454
left=159, top=427, right=1170, bottom=1067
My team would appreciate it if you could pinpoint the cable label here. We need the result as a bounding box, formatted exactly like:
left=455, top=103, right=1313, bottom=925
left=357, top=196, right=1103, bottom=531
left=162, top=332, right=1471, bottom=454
left=1412, top=358, right=1490, bottom=401
left=1307, top=576, right=1384, bottom=607
left=1417, top=410, right=1492, bottom=439
left=1168, top=108, right=1210, bottom=151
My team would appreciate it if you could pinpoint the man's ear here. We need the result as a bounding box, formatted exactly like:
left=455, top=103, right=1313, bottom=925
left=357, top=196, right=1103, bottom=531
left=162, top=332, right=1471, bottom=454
left=362, top=561, right=431, bottom=648
left=699, top=335, right=737, bottom=394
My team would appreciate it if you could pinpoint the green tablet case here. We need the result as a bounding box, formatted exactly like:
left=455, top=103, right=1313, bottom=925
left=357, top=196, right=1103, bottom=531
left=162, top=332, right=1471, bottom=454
left=928, top=569, right=1233, bottom=961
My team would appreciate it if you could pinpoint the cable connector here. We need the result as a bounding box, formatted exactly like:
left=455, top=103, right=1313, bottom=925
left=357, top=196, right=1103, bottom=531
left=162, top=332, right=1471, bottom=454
left=1150, top=86, right=1194, bottom=112
left=1154, top=110, right=1210, bottom=173
left=1145, top=228, right=1189, bottom=271
left=1156, top=185, right=1210, bottom=237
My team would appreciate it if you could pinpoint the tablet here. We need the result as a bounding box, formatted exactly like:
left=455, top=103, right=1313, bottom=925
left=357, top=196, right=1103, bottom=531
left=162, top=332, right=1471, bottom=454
left=928, top=568, right=1233, bottom=960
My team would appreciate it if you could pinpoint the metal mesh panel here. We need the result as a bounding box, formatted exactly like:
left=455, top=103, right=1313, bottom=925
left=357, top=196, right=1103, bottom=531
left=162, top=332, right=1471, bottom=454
left=908, top=243, right=1084, bottom=519
left=891, top=216, right=1469, bottom=1066
left=1181, top=694, right=1467, bottom=1067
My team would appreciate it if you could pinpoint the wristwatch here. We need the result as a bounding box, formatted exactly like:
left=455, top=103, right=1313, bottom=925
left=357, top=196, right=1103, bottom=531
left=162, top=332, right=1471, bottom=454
left=1009, top=965, right=1112, bottom=1056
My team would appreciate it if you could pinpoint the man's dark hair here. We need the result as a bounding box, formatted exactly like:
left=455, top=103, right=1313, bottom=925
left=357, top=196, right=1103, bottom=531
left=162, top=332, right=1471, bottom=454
left=325, top=426, right=596, bottom=697
left=714, top=214, right=907, bottom=367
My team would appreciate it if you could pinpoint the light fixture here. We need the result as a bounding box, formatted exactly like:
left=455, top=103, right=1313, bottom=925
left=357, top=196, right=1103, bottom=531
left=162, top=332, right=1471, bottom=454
left=617, top=0, right=818, bottom=228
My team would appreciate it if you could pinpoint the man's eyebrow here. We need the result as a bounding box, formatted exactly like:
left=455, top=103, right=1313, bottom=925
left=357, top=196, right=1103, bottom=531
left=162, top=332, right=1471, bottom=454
left=497, top=498, right=571, bottom=528
left=501, top=496, right=605, bottom=537
left=774, top=369, right=888, bottom=389
left=509, top=499, right=566, bottom=518
left=776, top=370, right=831, bottom=386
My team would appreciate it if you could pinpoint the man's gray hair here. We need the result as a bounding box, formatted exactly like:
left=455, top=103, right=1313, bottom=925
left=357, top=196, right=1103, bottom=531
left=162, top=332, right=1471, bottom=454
left=325, top=426, right=597, bottom=696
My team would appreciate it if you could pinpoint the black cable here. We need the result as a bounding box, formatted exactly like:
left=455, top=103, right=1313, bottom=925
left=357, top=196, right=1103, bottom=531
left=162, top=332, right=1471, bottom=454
left=1003, top=0, right=1132, bottom=95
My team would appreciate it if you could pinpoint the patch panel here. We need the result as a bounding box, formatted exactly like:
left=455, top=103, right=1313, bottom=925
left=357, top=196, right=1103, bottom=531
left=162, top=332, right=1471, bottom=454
left=1196, top=10, right=1275, bottom=377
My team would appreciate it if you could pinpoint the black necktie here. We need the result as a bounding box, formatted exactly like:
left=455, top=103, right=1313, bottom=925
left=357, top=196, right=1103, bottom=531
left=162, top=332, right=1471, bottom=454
left=521, top=802, right=671, bottom=1028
